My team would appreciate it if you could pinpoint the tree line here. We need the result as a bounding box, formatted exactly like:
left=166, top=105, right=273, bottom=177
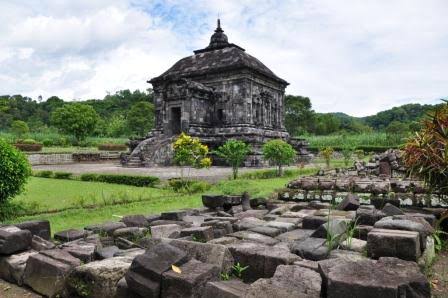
left=0, top=91, right=441, bottom=143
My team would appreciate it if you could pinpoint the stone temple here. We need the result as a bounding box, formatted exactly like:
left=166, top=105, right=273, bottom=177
left=122, top=20, right=308, bottom=167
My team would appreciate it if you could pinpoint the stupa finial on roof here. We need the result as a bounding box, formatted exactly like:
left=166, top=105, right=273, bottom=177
left=207, top=18, right=228, bottom=49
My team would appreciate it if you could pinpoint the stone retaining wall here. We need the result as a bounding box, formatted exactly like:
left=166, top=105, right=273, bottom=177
left=27, top=152, right=122, bottom=165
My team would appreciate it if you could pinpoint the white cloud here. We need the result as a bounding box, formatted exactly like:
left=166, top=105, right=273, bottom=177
left=0, top=0, right=447, bottom=116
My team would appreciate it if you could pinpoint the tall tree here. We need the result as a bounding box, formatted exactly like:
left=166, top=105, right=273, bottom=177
left=127, top=101, right=155, bottom=137
left=284, top=95, right=315, bottom=136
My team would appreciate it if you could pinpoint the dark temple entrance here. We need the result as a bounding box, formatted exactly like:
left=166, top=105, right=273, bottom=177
left=170, top=107, right=181, bottom=135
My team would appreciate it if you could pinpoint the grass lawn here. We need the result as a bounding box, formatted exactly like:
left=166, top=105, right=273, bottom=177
left=9, top=174, right=298, bottom=233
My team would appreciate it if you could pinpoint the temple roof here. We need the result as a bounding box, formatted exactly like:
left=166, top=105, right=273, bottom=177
left=149, top=20, right=288, bottom=85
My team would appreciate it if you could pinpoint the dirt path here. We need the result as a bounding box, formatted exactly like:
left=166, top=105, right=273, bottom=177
left=0, top=279, right=41, bottom=298
left=431, top=250, right=448, bottom=297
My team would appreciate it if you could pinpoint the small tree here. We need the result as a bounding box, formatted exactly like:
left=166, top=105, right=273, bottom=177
left=10, top=120, right=29, bottom=138
left=173, top=133, right=212, bottom=183
left=127, top=101, right=154, bottom=137
left=51, top=103, right=99, bottom=143
left=320, top=147, right=334, bottom=168
left=215, top=140, right=251, bottom=179
left=262, top=139, right=296, bottom=176
left=341, top=146, right=354, bottom=167
left=402, top=100, right=448, bottom=201
left=0, top=139, right=31, bottom=220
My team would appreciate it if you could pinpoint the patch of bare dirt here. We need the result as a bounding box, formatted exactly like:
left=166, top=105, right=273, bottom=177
left=431, top=250, right=448, bottom=297
left=0, top=279, right=41, bottom=298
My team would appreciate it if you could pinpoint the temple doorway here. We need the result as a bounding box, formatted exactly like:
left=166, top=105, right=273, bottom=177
left=170, top=107, right=181, bottom=135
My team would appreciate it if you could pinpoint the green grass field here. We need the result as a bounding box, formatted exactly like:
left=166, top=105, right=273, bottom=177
left=302, top=132, right=406, bottom=149
left=10, top=175, right=297, bottom=233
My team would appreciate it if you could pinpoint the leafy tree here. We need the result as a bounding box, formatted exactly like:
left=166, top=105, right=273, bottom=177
left=106, top=115, right=129, bottom=137
left=51, top=103, right=99, bottom=142
left=385, top=121, right=409, bottom=135
left=173, top=133, right=212, bottom=181
left=127, top=101, right=155, bottom=137
left=403, top=101, right=448, bottom=200
left=0, top=139, right=31, bottom=219
left=284, top=95, right=315, bottom=136
left=215, top=140, right=251, bottom=179
left=10, top=120, right=29, bottom=138
left=262, top=139, right=296, bottom=176
left=320, top=147, right=334, bottom=169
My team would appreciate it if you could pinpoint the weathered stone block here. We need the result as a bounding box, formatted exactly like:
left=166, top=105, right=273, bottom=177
left=180, top=226, right=214, bottom=242
left=15, top=220, right=51, bottom=240
left=367, top=228, right=421, bottom=261
left=31, top=235, right=55, bottom=251
left=245, top=265, right=321, bottom=298
left=122, top=214, right=149, bottom=227
left=161, top=211, right=187, bottom=221
left=265, top=221, right=296, bottom=232
left=310, top=219, right=349, bottom=239
left=291, top=237, right=329, bottom=261
left=382, top=203, right=404, bottom=216
left=276, top=229, right=314, bottom=243
left=0, top=250, right=37, bottom=285
left=337, top=193, right=360, bottom=211
left=249, top=226, right=282, bottom=237
left=23, top=249, right=82, bottom=297
left=204, top=279, right=250, bottom=298
left=0, top=226, right=32, bottom=255
left=125, top=243, right=189, bottom=297
left=161, top=259, right=220, bottom=297
left=228, top=231, right=278, bottom=246
left=113, top=227, right=148, bottom=240
left=54, top=229, right=89, bottom=242
left=150, top=224, right=181, bottom=238
left=233, top=217, right=265, bottom=231
left=85, top=222, right=127, bottom=236
left=302, top=216, right=327, bottom=229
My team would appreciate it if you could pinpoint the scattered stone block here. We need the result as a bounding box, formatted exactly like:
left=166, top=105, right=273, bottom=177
left=122, top=214, right=149, bottom=227
left=67, top=256, right=134, bottom=298
left=150, top=219, right=192, bottom=227
left=125, top=243, right=189, bottom=297
left=54, top=229, right=89, bottom=242
left=328, top=250, right=367, bottom=262
left=23, top=249, right=82, bottom=297
left=113, top=227, right=148, bottom=240
left=311, top=218, right=349, bottom=239
left=340, top=238, right=367, bottom=253
left=405, top=212, right=437, bottom=227
left=354, top=225, right=373, bottom=240
left=233, top=217, right=266, bottom=231
left=250, top=197, right=267, bottom=208
left=367, top=228, right=421, bottom=261
left=0, top=250, right=37, bottom=285
left=95, top=245, right=121, bottom=259
left=374, top=215, right=433, bottom=250
left=0, top=226, right=32, bottom=255
left=291, top=237, right=329, bottom=261
left=15, top=220, right=51, bottom=240
left=249, top=226, right=282, bottom=237
left=208, top=237, right=239, bottom=245
left=116, top=277, right=140, bottom=298
left=161, top=259, right=220, bottom=297
left=31, top=235, right=55, bottom=251
left=204, top=279, right=250, bottom=298
left=318, top=257, right=430, bottom=298
left=227, top=242, right=300, bottom=282
left=228, top=231, right=279, bottom=246
left=293, top=259, right=319, bottom=272
left=184, top=215, right=207, bottom=225
left=356, top=205, right=385, bottom=225
left=265, top=221, right=296, bottom=232
left=302, top=216, right=327, bottom=229
left=276, top=229, right=314, bottom=243
left=85, top=222, right=126, bottom=236
left=273, top=217, right=302, bottom=225
left=180, top=226, right=214, bottom=242
left=382, top=203, right=404, bottom=216
left=245, top=265, right=321, bottom=298
left=60, top=235, right=101, bottom=263
left=337, top=193, right=360, bottom=211
left=234, top=210, right=268, bottom=220
left=150, top=224, right=181, bottom=238
left=161, top=211, right=187, bottom=221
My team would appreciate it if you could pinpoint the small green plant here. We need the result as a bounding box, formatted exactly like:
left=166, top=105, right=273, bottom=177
left=341, top=146, right=354, bottom=167
left=34, top=170, right=54, bottom=178
left=345, top=218, right=359, bottom=248
left=191, top=235, right=206, bottom=243
left=232, top=262, right=249, bottom=279
left=220, top=272, right=230, bottom=281
left=320, top=146, right=334, bottom=169
left=167, top=179, right=211, bottom=194
left=262, top=139, right=296, bottom=176
left=355, top=149, right=365, bottom=161
left=214, top=139, right=251, bottom=179
left=53, top=171, right=73, bottom=179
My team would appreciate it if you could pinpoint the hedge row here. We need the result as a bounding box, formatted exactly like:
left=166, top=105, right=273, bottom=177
left=80, top=173, right=159, bottom=187
left=308, top=145, right=402, bottom=153
left=97, top=143, right=128, bottom=151
left=14, top=143, right=43, bottom=152
left=33, top=171, right=159, bottom=187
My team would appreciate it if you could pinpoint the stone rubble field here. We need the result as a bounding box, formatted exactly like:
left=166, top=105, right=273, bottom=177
left=0, top=175, right=445, bottom=297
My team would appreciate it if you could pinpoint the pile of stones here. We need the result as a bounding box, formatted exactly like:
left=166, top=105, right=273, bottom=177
left=0, top=188, right=444, bottom=297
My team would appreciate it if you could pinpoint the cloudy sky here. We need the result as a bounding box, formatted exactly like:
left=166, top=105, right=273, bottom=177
left=1, top=0, right=447, bottom=116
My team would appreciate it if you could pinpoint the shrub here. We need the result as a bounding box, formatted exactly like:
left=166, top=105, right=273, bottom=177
left=168, top=179, right=211, bottom=194
left=240, top=167, right=318, bottom=180
left=262, top=139, right=296, bottom=176
left=53, top=172, right=73, bottom=179
left=33, top=170, right=54, bottom=178
left=214, top=140, right=251, bottom=179
left=0, top=139, right=31, bottom=214
left=96, top=174, right=159, bottom=187
left=10, top=120, right=29, bottom=138
left=320, top=147, right=334, bottom=168
left=97, top=143, right=128, bottom=151
left=403, top=100, right=448, bottom=197
left=14, top=138, right=43, bottom=152
left=80, top=173, right=99, bottom=181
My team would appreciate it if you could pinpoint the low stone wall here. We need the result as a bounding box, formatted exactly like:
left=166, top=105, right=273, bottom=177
left=27, top=151, right=122, bottom=165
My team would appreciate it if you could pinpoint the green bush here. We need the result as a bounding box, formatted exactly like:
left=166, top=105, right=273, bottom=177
left=240, top=168, right=317, bottom=180
left=80, top=173, right=99, bottom=181
left=53, top=172, right=73, bottom=179
left=168, top=179, right=211, bottom=194
left=34, top=170, right=54, bottom=178
left=262, top=139, right=296, bottom=176
left=21, top=139, right=39, bottom=144
left=0, top=139, right=31, bottom=211
left=96, top=174, right=159, bottom=187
